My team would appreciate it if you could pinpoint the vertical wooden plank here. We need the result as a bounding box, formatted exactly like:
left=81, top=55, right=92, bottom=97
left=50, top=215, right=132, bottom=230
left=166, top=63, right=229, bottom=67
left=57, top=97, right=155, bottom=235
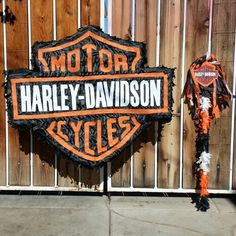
left=33, top=139, right=55, bottom=186
left=111, top=148, right=131, bottom=188
left=57, top=0, right=78, bottom=39
left=31, top=0, right=53, bottom=42
left=146, top=0, right=157, bottom=67
left=31, top=0, right=55, bottom=186
left=81, top=0, right=100, bottom=26
left=0, top=1, right=6, bottom=185
left=80, top=167, right=100, bottom=190
left=6, top=0, right=30, bottom=186
left=133, top=124, right=155, bottom=188
left=111, top=0, right=132, bottom=187
left=55, top=0, right=81, bottom=188
left=57, top=157, right=80, bottom=188
left=112, top=0, right=131, bottom=39
left=157, top=0, right=182, bottom=188
left=183, top=0, right=209, bottom=189
left=81, top=95, right=100, bottom=182
left=133, top=0, right=156, bottom=188
left=209, top=0, right=235, bottom=189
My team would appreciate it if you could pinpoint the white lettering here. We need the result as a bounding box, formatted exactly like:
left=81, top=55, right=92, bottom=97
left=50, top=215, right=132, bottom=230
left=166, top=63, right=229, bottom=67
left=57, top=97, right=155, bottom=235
left=103, top=81, right=114, bottom=107
left=17, top=78, right=163, bottom=114
left=150, top=80, right=160, bottom=106
left=52, top=84, right=61, bottom=111
left=42, top=85, right=53, bottom=112
left=140, top=81, right=149, bottom=106
left=130, top=80, right=139, bottom=107
left=20, top=85, right=31, bottom=112
left=115, top=81, right=120, bottom=107
left=31, top=85, right=43, bottom=112
left=96, top=82, right=107, bottom=108
left=69, top=84, right=80, bottom=110
left=120, top=81, right=129, bottom=107
left=60, top=84, right=69, bottom=111
left=85, top=84, right=95, bottom=109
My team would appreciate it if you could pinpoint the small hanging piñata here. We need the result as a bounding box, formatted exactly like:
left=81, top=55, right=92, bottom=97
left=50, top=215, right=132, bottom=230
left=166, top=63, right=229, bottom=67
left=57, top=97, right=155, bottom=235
left=183, top=54, right=231, bottom=211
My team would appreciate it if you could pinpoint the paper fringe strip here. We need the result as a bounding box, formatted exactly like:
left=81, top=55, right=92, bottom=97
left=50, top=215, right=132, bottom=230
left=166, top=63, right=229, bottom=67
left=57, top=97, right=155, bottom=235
left=183, top=54, right=231, bottom=211
left=196, top=151, right=211, bottom=173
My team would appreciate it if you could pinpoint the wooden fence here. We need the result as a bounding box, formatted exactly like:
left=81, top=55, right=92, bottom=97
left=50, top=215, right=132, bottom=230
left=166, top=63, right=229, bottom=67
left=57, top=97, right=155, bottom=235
left=0, top=0, right=235, bottom=193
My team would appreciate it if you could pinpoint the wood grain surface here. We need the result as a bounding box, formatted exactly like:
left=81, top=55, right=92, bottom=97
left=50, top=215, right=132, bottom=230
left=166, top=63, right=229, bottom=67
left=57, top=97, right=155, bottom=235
left=0, top=0, right=234, bottom=191
left=133, top=0, right=156, bottom=188
left=183, top=0, right=210, bottom=189
left=210, top=0, right=235, bottom=189
left=110, top=0, right=132, bottom=188
left=31, top=0, right=55, bottom=186
left=81, top=0, right=100, bottom=26
left=6, top=0, right=30, bottom=186
left=157, top=0, right=183, bottom=188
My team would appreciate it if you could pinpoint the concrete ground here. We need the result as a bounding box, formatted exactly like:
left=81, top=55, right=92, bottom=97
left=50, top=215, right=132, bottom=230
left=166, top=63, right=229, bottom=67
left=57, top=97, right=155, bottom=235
left=0, top=194, right=235, bottom=236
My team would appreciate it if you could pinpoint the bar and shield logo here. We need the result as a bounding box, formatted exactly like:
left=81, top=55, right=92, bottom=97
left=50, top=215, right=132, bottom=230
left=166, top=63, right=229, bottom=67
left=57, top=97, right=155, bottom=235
left=191, top=61, right=218, bottom=87
left=5, top=26, right=174, bottom=167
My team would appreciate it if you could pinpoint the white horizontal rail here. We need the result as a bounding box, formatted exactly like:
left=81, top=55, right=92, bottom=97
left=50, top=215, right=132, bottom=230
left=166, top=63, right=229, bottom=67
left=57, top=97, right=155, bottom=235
left=0, top=186, right=234, bottom=194
left=0, top=186, right=101, bottom=192
left=1, top=0, right=235, bottom=195
left=108, top=187, right=236, bottom=194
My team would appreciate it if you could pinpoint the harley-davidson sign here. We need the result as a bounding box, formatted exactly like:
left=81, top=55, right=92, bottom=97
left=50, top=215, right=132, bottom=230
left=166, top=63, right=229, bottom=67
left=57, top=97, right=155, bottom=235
left=5, top=26, right=174, bottom=167
left=191, top=61, right=218, bottom=87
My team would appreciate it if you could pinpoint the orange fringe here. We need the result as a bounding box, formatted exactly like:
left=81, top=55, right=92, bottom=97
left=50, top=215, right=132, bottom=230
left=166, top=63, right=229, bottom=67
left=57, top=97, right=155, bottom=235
left=198, top=170, right=209, bottom=197
left=199, top=110, right=211, bottom=134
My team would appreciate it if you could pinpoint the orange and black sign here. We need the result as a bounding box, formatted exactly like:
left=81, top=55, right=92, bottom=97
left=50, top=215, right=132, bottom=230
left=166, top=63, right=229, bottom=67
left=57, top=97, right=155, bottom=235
left=5, top=26, right=174, bottom=167
left=191, top=61, right=218, bottom=87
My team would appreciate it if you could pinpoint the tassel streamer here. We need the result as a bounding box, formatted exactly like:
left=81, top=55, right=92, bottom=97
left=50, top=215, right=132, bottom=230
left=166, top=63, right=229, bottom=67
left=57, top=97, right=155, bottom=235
left=183, top=54, right=231, bottom=211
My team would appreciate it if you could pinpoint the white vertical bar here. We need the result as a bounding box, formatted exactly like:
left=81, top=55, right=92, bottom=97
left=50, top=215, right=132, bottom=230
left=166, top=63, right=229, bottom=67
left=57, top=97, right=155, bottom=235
left=229, top=29, right=236, bottom=190
left=131, top=0, right=135, bottom=41
left=156, top=0, right=161, bottom=67
left=54, top=153, right=58, bottom=187
left=179, top=0, right=187, bottom=189
left=107, top=162, right=112, bottom=190
left=100, top=0, right=105, bottom=31
left=98, top=0, right=108, bottom=192
left=53, top=0, right=57, bottom=41
left=2, top=0, right=9, bottom=187
left=206, top=0, right=213, bottom=58
left=78, top=0, right=81, bottom=28
left=99, top=167, right=104, bottom=191
left=2, top=1, right=7, bottom=72
left=27, top=0, right=34, bottom=187
left=77, top=0, right=81, bottom=186
left=27, top=1, right=32, bottom=70
left=106, top=0, right=112, bottom=190
left=107, top=0, right=112, bottom=35
left=30, top=129, right=33, bottom=186
left=53, top=0, right=58, bottom=187
left=130, top=0, right=136, bottom=189
left=78, top=165, right=81, bottom=188
left=154, top=0, right=161, bottom=189
left=130, top=143, right=134, bottom=189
